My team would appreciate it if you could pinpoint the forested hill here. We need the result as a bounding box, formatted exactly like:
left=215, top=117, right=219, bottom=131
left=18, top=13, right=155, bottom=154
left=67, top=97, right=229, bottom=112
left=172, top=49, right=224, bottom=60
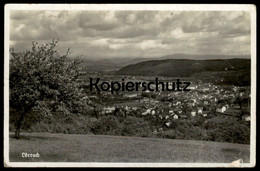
left=116, top=58, right=250, bottom=86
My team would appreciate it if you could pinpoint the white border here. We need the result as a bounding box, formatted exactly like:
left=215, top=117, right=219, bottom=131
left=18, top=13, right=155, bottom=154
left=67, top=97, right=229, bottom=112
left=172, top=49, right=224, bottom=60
left=4, top=4, right=256, bottom=168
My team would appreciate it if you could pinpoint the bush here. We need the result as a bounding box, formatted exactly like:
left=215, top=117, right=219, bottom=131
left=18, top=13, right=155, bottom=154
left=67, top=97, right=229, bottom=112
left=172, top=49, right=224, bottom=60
left=206, top=122, right=250, bottom=144
left=91, top=115, right=123, bottom=135
left=24, top=109, right=250, bottom=144
left=156, top=130, right=177, bottom=139
left=28, top=114, right=96, bottom=134
left=121, top=116, right=152, bottom=137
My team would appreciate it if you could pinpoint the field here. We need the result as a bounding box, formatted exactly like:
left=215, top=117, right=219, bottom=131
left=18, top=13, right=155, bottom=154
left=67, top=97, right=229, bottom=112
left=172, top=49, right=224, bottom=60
left=9, top=132, right=250, bottom=163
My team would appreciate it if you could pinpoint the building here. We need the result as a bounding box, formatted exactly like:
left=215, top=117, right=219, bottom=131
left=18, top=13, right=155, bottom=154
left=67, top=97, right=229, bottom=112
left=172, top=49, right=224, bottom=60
left=123, top=94, right=138, bottom=98
left=173, top=114, right=179, bottom=120
left=103, top=106, right=115, bottom=114
left=165, top=122, right=171, bottom=127
left=191, top=111, right=196, bottom=117
left=216, top=106, right=227, bottom=113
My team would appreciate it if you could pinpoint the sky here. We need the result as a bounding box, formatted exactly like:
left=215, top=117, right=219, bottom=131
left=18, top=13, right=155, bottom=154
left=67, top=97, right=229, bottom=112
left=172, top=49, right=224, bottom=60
left=10, top=10, right=251, bottom=59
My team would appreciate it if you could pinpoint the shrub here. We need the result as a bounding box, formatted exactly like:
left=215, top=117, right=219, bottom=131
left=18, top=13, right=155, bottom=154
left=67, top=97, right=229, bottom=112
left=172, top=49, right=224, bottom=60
left=156, top=130, right=177, bottom=139
left=121, top=116, right=152, bottom=137
left=91, top=115, right=123, bottom=135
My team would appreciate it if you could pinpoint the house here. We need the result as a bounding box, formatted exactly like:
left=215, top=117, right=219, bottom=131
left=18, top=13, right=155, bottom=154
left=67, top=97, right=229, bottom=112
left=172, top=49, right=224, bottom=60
left=189, top=86, right=196, bottom=90
left=141, top=108, right=152, bottom=116
left=151, top=100, right=160, bottom=105
left=173, top=114, right=179, bottom=120
left=170, top=112, right=175, bottom=116
left=103, top=106, right=115, bottom=114
left=132, top=107, right=138, bottom=111
left=198, top=108, right=203, bottom=114
left=176, top=101, right=181, bottom=106
left=203, top=88, right=210, bottom=92
left=191, top=99, right=197, bottom=103
left=245, top=116, right=250, bottom=121
left=142, top=111, right=148, bottom=115
left=242, top=115, right=250, bottom=122
left=165, top=122, right=171, bottom=127
left=216, top=106, right=227, bottom=113
left=204, top=101, right=209, bottom=105
left=123, top=94, right=138, bottom=98
left=233, top=87, right=238, bottom=92
left=191, top=111, right=196, bottom=117
left=142, top=109, right=151, bottom=115
left=146, top=109, right=151, bottom=114
left=175, top=108, right=183, bottom=114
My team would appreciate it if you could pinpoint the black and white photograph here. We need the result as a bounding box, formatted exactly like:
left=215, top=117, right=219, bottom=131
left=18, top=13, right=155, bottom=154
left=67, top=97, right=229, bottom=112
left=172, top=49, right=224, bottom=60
left=4, top=4, right=256, bottom=167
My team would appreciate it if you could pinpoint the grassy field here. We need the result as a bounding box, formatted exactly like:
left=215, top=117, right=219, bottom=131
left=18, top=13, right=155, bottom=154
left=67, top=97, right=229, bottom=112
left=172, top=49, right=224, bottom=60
left=9, top=132, right=250, bottom=163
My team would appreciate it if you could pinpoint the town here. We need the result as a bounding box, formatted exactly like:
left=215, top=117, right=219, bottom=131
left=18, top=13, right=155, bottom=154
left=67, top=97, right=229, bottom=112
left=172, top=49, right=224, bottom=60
left=79, top=72, right=250, bottom=136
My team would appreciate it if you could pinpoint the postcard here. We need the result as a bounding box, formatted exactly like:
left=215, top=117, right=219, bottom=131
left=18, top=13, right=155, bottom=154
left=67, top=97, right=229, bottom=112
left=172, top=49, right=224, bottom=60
left=4, top=4, right=256, bottom=167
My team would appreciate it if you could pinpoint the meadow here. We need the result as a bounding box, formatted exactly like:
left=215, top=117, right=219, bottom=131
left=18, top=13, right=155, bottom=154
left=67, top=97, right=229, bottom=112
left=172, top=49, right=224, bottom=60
left=9, top=132, right=250, bottom=163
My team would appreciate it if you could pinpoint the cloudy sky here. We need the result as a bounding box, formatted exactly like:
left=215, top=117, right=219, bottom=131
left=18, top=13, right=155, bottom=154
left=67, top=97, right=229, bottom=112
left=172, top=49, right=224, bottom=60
left=10, top=10, right=251, bottom=59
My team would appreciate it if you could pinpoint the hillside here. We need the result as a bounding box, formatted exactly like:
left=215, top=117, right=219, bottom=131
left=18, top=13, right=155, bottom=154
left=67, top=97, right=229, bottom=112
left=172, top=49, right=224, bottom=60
left=9, top=132, right=250, bottom=163
left=78, top=57, right=155, bottom=72
left=159, top=54, right=250, bottom=60
left=116, top=58, right=250, bottom=86
left=76, top=54, right=250, bottom=72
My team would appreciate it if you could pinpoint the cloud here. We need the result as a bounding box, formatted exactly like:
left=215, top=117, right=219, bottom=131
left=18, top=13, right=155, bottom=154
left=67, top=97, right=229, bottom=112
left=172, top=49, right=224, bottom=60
left=78, top=11, right=119, bottom=31
left=9, top=10, right=251, bottom=58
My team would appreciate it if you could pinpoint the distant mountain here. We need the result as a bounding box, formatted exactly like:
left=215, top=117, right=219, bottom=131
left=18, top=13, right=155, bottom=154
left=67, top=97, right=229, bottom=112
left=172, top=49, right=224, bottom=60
left=159, top=54, right=250, bottom=60
left=76, top=54, right=250, bottom=72
left=117, top=58, right=250, bottom=76
left=116, top=58, right=251, bottom=86
left=77, top=57, right=154, bottom=71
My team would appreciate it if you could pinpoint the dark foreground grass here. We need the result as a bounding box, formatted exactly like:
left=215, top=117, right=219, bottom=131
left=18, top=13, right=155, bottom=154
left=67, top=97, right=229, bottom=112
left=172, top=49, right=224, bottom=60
left=9, top=132, right=250, bottom=162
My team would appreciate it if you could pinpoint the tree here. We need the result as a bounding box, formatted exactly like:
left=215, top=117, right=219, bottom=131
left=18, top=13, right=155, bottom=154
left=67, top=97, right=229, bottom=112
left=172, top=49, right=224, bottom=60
left=10, top=40, right=90, bottom=138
